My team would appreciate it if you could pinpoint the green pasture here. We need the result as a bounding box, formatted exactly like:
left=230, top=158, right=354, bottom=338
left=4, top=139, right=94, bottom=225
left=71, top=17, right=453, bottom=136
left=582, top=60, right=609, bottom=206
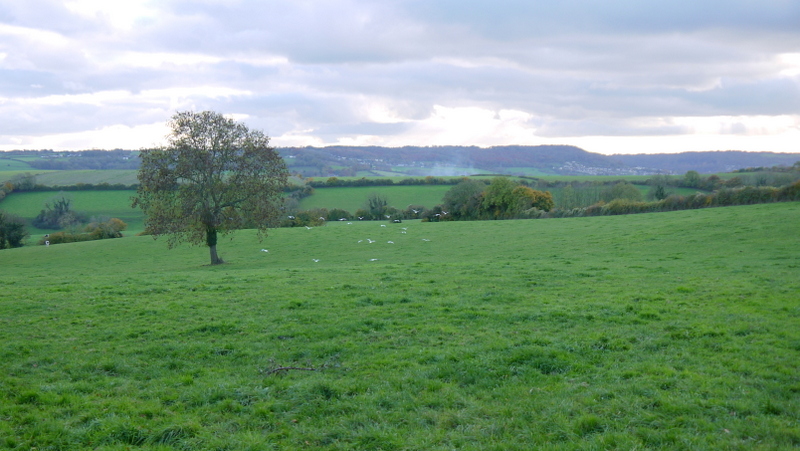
left=535, top=174, right=657, bottom=183
left=299, top=185, right=453, bottom=212
left=0, top=169, right=138, bottom=186
left=502, top=167, right=558, bottom=176
left=32, top=170, right=139, bottom=186
left=0, top=190, right=143, bottom=235
left=0, top=170, right=55, bottom=183
left=0, top=158, right=35, bottom=171
left=1, top=203, right=799, bottom=449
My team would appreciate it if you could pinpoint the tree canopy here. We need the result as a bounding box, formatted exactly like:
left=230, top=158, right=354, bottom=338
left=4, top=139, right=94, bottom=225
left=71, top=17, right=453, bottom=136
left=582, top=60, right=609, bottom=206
left=0, top=211, right=28, bottom=249
left=436, top=176, right=554, bottom=221
left=132, top=111, right=288, bottom=265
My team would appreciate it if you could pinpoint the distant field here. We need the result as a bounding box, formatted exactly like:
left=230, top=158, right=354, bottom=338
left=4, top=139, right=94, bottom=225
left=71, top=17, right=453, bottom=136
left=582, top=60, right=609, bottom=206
left=0, top=203, right=798, bottom=449
left=0, top=190, right=144, bottom=235
left=536, top=174, right=657, bottom=183
left=299, top=185, right=453, bottom=211
left=0, top=158, right=35, bottom=171
left=502, top=166, right=558, bottom=176
left=0, top=169, right=138, bottom=186
left=0, top=170, right=55, bottom=183
left=32, top=170, right=139, bottom=186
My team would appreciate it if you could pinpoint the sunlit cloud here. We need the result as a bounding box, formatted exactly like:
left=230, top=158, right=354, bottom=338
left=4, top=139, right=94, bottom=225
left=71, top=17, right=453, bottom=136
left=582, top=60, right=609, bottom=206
left=0, top=122, right=169, bottom=150
left=63, top=0, right=158, bottom=31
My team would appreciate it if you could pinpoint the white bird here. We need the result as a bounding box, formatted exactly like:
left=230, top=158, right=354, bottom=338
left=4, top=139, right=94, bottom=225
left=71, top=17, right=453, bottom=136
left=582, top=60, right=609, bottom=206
left=401, top=231, right=407, bottom=234
left=401, top=227, right=408, bottom=230
left=387, top=241, right=394, bottom=244
left=261, top=249, right=269, bottom=252
left=369, top=258, right=379, bottom=261
left=367, top=239, right=375, bottom=243
left=422, top=239, right=431, bottom=241
left=412, top=209, right=420, bottom=214
left=312, top=259, right=320, bottom=262
left=358, top=240, right=363, bottom=243
left=385, top=215, right=391, bottom=219
left=347, top=222, right=353, bottom=225
left=305, top=226, right=312, bottom=229
left=380, top=224, right=386, bottom=227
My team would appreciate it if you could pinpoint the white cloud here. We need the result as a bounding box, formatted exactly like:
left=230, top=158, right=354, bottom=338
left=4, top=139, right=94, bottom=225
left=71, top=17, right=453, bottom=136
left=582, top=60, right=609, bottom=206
left=778, top=53, right=800, bottom=77
left=0, top=122, right=169, bottom=150
left=63, top=0, right=158, bottom=31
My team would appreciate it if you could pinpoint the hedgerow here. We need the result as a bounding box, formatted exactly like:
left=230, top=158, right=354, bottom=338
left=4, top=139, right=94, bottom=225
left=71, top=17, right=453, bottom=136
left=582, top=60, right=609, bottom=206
left=543, top=180, right=800, bottom=218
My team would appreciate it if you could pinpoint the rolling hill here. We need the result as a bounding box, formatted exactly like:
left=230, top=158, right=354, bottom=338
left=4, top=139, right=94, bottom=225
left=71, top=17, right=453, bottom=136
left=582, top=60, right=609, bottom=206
left=2, top=147, right=799, bottom=178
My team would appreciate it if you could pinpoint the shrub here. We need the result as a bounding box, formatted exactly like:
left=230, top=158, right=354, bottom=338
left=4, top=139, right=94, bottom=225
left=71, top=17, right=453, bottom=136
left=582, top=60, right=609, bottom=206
left=31, top=193, right=88, bottom=229
left=0, top=211, right=29, bottom=249
left=602, top=199, right=653, bottom=215
left=778, top=180, right=800, bottom=201
left=39, top=231, right=95, bottom=245
left=38, top=218, right=127, bottom=245
left=327, top=208, right=352, bottom=221
left=86, top=217, right=127, bottom=239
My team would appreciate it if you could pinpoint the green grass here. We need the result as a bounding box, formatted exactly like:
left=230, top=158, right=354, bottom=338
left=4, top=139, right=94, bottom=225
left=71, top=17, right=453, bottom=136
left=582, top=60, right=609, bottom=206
left=299, top=185, right=453, bottom=211
left=0, top=170, right=56, bottom=183
left=0, top=190, right=144, bottom=235
left=1, top=203, right=798, bottom=449
left=0, top=158, right=35, bottom=171
left=502, top=167, right=559, bottom=176
left=32, top=170, right=140, bottom=186
left=0, top=169, right=138, bottom=186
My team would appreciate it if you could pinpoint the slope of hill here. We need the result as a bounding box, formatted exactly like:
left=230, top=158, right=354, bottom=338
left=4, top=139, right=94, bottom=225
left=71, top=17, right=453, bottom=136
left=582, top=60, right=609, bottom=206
left=280, top=145, right=637, bottom=176
left=614, top=151, right=800, bottom=174
left=3, top=147, right=799, bottom=177
left=277, top=146, right=800, bottom=176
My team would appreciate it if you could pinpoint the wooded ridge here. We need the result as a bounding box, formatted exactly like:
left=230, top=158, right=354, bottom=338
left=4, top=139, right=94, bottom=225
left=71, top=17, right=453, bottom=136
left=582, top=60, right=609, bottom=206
left=2, top=146, right=799, bottom=176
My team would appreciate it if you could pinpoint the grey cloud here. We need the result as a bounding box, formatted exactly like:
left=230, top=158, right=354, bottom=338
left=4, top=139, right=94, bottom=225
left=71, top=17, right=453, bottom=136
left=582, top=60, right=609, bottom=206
left=1, top=0, right=798, bottom=150
left=309, top=122, right=414, bottom=139
left=404, top=0, right=800, bottom=38
left=687, top=78, right=800, bottom=116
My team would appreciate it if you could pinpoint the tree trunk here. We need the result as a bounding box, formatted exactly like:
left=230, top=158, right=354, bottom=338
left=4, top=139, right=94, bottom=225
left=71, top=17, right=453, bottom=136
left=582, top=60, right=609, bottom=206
left=206, top=225, right=224, bottom=265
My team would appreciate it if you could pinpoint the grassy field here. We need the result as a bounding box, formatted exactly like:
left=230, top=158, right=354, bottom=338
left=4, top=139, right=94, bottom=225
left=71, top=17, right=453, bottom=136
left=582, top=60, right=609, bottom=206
left=0, top=170, right=138, bottom=186
left=31, top=170, right=140, bottom=186
left=0, top=158, right=35, bottom=171
left=296, top=182, right=707, bottom=213
left=0, top=190, right=144, bottom=236
left=0, top=170, right=56, bottom=183
left=299, top=185, right=454, bottom=212
left=1, top=203, right=798, bottom=449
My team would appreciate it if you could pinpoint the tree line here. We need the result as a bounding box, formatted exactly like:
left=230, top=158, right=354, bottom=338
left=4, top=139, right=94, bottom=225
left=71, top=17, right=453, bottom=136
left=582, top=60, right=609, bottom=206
left=281, top=169, right=800, bottom=227
left=280, top=177, right=555, bottom=226
left=307, top=176, right=462, bottom=188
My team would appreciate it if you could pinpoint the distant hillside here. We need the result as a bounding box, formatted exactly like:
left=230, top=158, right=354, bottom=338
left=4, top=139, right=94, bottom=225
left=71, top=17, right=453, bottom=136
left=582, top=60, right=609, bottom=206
left=280, top=146, right=800, bottom=176
left=2, top=147, right=799, bottom=177
left=614, top=151, right=800, bottom=174
left=280, top=145, right=638, bottom=177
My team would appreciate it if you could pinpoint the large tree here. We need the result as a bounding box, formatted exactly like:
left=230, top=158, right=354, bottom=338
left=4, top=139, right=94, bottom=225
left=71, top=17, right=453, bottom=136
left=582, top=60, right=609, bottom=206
left=132, top=111, right=288, bottom=265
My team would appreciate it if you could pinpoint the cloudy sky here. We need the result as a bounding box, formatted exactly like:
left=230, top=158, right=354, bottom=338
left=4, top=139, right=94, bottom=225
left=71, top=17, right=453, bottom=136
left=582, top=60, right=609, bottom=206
left=1, top=0, right=799, bottom=154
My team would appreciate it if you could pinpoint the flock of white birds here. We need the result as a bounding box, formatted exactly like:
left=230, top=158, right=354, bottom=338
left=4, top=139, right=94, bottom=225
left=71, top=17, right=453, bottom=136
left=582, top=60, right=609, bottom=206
left=260, top=221, right=431, bottom=263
